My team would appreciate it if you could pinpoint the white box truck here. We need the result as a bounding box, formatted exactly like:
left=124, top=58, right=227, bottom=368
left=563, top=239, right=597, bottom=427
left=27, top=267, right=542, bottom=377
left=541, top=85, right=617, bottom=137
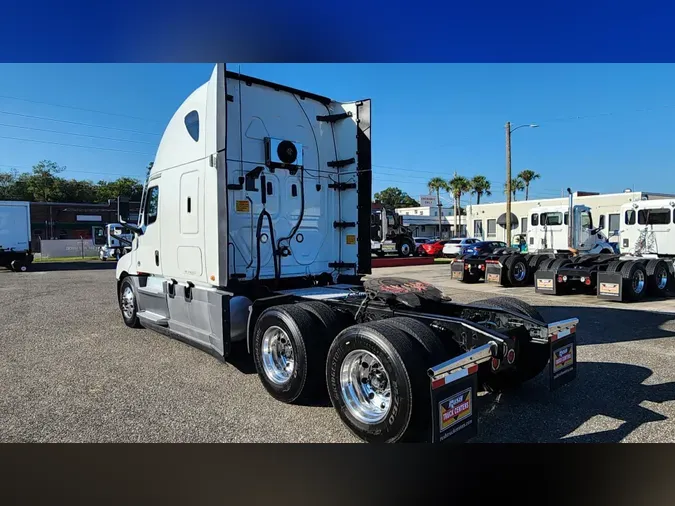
left=114, top=64, right=579, bottom=443
left=0, top=200, right=33, bottom=272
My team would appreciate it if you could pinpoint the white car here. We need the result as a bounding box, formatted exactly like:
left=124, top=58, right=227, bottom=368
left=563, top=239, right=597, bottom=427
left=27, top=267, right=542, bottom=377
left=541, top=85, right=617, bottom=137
left=442, top=238, right=480, bottom=257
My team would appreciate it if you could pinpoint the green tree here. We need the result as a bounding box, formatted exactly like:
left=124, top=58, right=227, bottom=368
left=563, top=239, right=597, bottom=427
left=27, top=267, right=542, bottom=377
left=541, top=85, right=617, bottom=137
left=26, top=160, right=66, bottom=202
left=448, top=175, right=471, bottom=237
left=470, top=175, right=492, bottom=205
left=373, top=186, right=420, bottom=210
left=504, top=177, right=525, bottom=201
left=517, top=169, right=540, bottom=200
left=427, top=177, right=449, bottom=238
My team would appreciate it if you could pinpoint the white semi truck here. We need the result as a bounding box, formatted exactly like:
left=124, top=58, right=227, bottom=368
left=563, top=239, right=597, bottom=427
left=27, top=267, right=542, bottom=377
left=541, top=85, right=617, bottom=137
left=452, top=189, right=615, bottom=287
left=0, top=200, right=34, bottom=272
left=93, top=223, right=133, bottom=261
left=114, top=64, right=579, bottom=443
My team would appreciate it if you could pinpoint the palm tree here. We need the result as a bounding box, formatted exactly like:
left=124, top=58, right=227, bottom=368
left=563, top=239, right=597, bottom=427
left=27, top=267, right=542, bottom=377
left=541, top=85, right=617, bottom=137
left=470, top=175, right=492, bottom=205
left=427, top=177, right=449, bottom=238
left=517, top=169, right=540, bottom=200
left=448, top=175, right=471, bottom=237
left=504, top=178, right=525, bottom=201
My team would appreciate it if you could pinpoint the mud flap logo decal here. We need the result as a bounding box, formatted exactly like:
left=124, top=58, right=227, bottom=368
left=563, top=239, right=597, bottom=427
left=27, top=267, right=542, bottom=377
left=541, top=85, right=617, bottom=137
left=549, top=331, right=577, bottom=391
left=536, top=278, right=553, bottom=289
left=439, top=388, right=472, bottom=432
left=599, top=282, right=620, bottom=296
left=553, top=345, right=573, bottom=374
left=487, top=273, right=500, bottom=282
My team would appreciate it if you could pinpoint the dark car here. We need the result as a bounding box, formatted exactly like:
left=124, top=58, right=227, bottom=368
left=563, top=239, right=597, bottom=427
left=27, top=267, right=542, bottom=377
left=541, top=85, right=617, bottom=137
left=462, top=240, right=507, bottom=257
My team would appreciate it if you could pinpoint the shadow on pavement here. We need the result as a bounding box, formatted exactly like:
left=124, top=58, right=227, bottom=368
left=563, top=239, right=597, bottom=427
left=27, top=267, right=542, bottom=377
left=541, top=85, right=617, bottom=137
left=476, top=361, right=675, bottom=442
left=535, top=304, right=675, bottom=346
left=28, top=261, right=117, bottom=272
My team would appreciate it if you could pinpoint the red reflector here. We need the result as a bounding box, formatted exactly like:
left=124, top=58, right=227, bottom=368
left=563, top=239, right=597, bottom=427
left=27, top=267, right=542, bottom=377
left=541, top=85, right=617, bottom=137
left=557, top=275, right=564, bottom=283
left=432, top=378, right=445, bottom=390
left=570, top=326, right=576, bottom=334
left=491, top=358, right=500, bottom=371
left=551, top=333, right=558, bottom=342
left=468, top=365, right=479, bottom=375
left=585, top=278, right=591, bottom=285
left=479, top=264, right=485, bottom=270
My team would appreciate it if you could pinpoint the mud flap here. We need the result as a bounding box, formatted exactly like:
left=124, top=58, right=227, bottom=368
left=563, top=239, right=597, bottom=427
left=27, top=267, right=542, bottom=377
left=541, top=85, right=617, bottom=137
left=450, top=260, right=465, bottom=281
left=549, top=327, right=577, bottom=391
left=534, top=270, right=557, bottom=294
left=596, top=272, right=623, bottom=301
left=430, top=365, right=479, bottom=443
left=485, top=261, right=502, bottom=284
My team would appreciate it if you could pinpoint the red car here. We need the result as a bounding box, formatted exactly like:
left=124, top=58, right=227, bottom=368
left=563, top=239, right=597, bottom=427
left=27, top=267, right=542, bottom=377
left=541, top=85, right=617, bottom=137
left=420, top=240, right=449, bottom=257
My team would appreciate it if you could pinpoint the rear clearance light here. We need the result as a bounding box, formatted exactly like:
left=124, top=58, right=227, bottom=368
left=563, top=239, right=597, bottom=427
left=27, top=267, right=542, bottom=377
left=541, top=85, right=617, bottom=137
left=557, top=275, right=563, bottom=283
left=491, top=358, right=500, bottom=371
left=506, top=349, right=516, bottom=364
left=479, top=264, right=485, bottom=270
left=584, top=277, right=591, bottom=286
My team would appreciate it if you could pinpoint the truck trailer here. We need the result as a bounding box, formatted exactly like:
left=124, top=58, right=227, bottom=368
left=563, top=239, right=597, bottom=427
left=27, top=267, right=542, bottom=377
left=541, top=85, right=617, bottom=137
left=0, top=200, right=34, bottom=272
left=113, top=64, right=579, bottom=443
left=451, top=189, right=615, bottom=287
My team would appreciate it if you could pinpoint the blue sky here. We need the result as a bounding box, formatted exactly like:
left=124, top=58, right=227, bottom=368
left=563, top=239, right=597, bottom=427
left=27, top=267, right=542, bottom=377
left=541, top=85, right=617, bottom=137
left=1, top=63, right=674, bottom=204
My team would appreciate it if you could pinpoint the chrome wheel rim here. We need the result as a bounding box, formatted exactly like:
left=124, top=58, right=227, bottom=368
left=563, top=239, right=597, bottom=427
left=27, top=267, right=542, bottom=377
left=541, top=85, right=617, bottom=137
left=121, top=286, right=135, bottom=319
left=632, top=269, right=645, bottom=294
left=656, top=268, right=669, bottom=290
left=340, top=350, right=392, bottom=424
left=514, top=261, right=527, bottom=282
left=261, top=326, right=295, bottom=385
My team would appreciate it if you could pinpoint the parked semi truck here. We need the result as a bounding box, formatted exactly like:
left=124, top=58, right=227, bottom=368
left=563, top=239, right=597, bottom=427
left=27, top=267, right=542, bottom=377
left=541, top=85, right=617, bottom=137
left=93, top=223, right=133, bottom=261
left=535, top=198, right=675, bottom=302
left=0, top=200, right=34, bottom=272
left=370, top=204, right=415, bottom=257
left=452, top=189, right=615, bottom=287
left=113, top=64, right=579, bottom=443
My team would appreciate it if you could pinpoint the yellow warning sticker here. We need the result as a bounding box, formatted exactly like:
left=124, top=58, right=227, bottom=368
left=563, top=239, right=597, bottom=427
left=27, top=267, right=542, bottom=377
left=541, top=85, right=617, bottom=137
left=235, top=200, right=250, bottom=213
left=346, top=234, right=356, bottom=245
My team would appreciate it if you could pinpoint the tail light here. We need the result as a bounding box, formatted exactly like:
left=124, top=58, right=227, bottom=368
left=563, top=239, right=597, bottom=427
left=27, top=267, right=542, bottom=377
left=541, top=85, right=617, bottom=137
left=585, top=277, right=591, bottom=286
left=479, top=264, right=485, bottom=270
left=557, top=275, right=564, bottom=283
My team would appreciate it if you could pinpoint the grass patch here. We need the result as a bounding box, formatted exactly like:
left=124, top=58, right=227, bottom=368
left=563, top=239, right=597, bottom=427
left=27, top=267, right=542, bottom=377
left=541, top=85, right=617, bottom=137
left=434, top=257, right=453, bottom=264
left=34, top=256, right=99, bottom=263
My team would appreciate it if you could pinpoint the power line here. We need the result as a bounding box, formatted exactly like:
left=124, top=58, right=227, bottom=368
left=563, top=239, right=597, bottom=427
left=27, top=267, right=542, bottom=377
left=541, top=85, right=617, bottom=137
left=0, top=163, right=141, bottom=178
left=0, top=110, right=162, bottom=136
left=0, top=135, right=155, bottom=156
left=0, top=94, right=165, bottom=124
left=0, top=122, right=157, bottom=145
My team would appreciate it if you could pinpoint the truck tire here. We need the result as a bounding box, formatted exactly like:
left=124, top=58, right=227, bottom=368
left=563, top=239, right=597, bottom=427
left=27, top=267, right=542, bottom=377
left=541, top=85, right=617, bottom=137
left=504, top=255, right=529, bottom=287
left=253, top=304, right=330, bottom=404
left=620, top=261, right=648, bottom=302
left=397, top=239, right=414, bottom=257
left=469, top=297, right=549, bottom=391
left=118, top=277, right=143, bottom=328
left=528, top=254, right=549, bottom=271
left=381, top=317, right=449, bottom=362
left=550, top=258, right=572, bottom=272
left=645, top=259, right=670, bottom=297
left=605, top=260, right=623, bottom=273
left=296, top=301, right=349, bottom=339
left=326, top=320, right=432, bottom=443
left=10, top=260, right=27, bottom=272
left=537, top=257, right=556, bottom=272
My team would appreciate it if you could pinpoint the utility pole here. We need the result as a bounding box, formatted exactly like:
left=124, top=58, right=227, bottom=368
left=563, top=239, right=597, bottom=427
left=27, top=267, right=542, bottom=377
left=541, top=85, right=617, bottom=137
left=437, top=194, right=443, bottom=239
left=505, top=122, right=512, bottom=245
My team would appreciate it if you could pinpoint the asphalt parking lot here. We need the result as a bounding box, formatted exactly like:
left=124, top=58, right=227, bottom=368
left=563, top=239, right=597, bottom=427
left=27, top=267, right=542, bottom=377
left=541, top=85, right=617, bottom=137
left=2, top=261, right=675, bottom=443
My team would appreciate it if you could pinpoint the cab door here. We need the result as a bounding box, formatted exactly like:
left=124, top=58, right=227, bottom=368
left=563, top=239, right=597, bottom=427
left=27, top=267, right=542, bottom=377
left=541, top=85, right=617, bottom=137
left=135, top=179, right=162, bottom=275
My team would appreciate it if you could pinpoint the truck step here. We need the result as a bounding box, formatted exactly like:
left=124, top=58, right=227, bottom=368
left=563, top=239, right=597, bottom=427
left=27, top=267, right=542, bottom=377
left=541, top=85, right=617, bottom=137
left=137, top=311, right=169, bottom=327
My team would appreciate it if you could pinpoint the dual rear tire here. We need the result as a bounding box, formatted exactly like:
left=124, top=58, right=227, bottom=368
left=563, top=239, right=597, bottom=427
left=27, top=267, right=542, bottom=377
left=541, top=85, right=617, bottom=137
left=252, top=304, right=448, bottom=443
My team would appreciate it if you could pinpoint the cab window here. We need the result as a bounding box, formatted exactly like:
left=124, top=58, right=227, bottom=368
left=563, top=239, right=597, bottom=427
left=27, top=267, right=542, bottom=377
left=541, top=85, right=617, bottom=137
left=145, top=186, right=159, bottom=226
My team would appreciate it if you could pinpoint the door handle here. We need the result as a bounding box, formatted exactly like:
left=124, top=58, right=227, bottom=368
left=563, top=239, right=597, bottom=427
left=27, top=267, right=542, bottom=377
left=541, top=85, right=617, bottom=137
left=155, top=250, right=159, bottom=266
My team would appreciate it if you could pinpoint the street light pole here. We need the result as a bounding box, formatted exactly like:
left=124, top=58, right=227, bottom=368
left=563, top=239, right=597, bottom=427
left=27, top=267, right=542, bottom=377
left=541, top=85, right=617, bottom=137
left=504, top=122, right=538, bottom=245
left=505, top=122, right=512, bottom=245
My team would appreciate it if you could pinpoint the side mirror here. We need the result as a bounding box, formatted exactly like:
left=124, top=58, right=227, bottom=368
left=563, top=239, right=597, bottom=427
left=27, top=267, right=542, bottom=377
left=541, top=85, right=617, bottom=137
left=117, top=196, right=143, bottom=236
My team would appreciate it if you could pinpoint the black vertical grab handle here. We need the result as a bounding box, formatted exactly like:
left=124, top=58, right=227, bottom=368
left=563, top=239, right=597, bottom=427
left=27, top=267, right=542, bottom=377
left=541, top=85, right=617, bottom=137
left=260, top=175, right=267, bottom=205
left=155, top=250, right=159, bottom=266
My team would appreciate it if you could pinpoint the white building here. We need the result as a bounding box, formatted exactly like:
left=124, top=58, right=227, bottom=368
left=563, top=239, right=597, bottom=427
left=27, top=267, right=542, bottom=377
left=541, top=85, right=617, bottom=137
left=394, top=205, right=468, bottom=238
left=466, top=190, right=675, bottom=244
